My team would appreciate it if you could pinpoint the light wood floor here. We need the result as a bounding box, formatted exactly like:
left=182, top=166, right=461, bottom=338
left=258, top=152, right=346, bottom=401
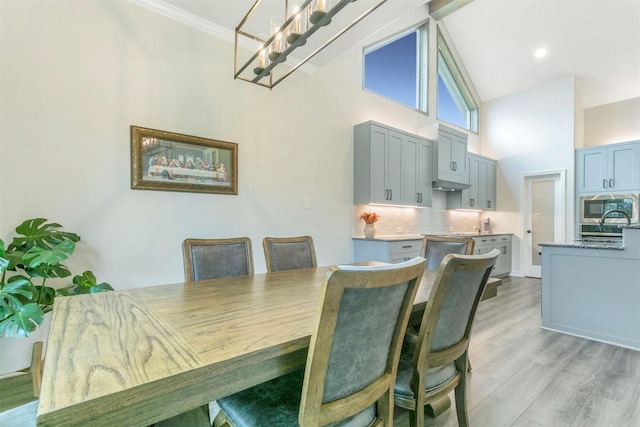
left=394, top=276, right=640, bottom=427
left=2, top=276, right=639, bottom=426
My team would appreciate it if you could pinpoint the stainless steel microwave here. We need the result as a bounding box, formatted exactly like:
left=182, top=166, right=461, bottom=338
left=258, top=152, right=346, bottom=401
left=580, top=194, right=639, bottom=224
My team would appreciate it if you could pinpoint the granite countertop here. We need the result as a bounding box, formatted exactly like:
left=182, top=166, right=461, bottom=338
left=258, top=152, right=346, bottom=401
left=352, top=235, right=423, bottom=242
left=539, top=240, right=625, bottom=250
left=352, top=232, right=513, bottom=242
left=620, top=224, right=640, bottom=229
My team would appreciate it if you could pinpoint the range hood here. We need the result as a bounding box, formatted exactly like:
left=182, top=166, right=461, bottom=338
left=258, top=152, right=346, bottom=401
left=432, top=179, right=471, bottom=191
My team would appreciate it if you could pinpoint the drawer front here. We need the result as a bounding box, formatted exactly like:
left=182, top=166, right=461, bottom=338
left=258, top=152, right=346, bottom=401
left=388, top=240, right=422, bottom=254
left=390, top=252, right=421, bottom=263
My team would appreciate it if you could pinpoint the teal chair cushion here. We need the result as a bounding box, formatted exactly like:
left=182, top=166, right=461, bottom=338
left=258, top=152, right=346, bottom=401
left=218, top=369, right=376, bottom=427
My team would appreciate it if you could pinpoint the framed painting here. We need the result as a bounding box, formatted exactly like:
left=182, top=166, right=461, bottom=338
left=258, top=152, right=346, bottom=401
left=131, top=126, right=238, bottom=195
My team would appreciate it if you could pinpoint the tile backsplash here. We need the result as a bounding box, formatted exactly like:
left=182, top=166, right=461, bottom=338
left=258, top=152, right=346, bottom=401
left=353, top=191, right=481, bottom=237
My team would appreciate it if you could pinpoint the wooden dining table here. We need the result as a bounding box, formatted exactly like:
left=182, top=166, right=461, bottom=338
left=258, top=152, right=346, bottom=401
left=36, top=265, right=500, bottom=427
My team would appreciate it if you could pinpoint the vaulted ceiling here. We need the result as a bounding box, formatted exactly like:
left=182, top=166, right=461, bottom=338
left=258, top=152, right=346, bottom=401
left=134, top=0, right=640, bottom=108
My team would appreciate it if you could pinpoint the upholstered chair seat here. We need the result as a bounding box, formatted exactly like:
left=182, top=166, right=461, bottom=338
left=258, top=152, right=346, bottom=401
left=218, top=369, right=377, bottom=427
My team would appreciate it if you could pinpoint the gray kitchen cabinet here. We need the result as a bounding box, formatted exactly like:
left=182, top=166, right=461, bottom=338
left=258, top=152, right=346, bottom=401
left=354, top=121, right=433, bottom=207
left=353, top=238, right=422, bottom=263
left=447, top=153, right=497, bottom=211
left=473, top=234, right=511, bottom=277
left=402, top=137, right=434, bottom=206
left=576, top=141, right=640, bottom=194
left=434, top=125, right=469, bottom=188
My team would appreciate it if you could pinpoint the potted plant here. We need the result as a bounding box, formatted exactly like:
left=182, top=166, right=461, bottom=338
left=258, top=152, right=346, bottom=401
left=0, top=218, right=112, bottom=338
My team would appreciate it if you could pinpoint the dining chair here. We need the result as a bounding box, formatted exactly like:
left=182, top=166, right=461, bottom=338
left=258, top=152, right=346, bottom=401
left=182, top=237, right=253, bottom=281
left=408, top=235, right=476, bottom=332
left=393, top=249, right=500, bottom=427
left=421, top=235, right=475, bottom=269
left=214, top=257, right=427, bottom=427
left=262, top=235, right=317, bottom=273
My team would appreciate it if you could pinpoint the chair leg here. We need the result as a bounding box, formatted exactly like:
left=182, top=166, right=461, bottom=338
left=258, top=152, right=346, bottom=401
left=31, top=341, right=43, bottom=397
left=377, top=392, right=393, bottom=425
left=454, top=382, right=469, bottom=427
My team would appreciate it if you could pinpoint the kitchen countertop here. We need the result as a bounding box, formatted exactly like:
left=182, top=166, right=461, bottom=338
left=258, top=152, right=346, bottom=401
left=539, top=240, right=625, bottom=250
left=352, top=233, right=513, bottom=242
left=620, top=224, right=640, bottom=229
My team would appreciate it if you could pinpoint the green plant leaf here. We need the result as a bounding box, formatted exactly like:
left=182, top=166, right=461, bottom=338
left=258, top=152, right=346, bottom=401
left=0, top=276, right=34, bottom=310
left=25, top=263, right=72, bottom=279
left=0, top=239, right=8, bottom=274
left=88, top=283, right=114, bottom=293
left=0, top=303, right=44, bottom=337
left=72, top=270, right=97, bottom=287
left=34, top=285, right=56, bottom=307
left=59, top=271, right=113, bottom=296
left=10, top=218, right=80, bottom=251
left=23, top=240, right=75, bottom=268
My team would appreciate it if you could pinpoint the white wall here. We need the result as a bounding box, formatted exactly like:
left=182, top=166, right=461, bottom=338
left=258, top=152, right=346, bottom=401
left=481, top=77, right=577, bottom=276
left=2, top=0, right=463, bottom=288
left=584, top=97, right=640, bottom=147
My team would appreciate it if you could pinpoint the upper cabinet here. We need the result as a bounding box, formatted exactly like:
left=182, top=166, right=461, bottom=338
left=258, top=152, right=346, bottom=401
left=433, top=125, right=470, bottom=189
left=576, top=141, right=640, bottom=194
left=447, top=153, right=497, bottom=211
left=354, top=121, right=433, bottom=207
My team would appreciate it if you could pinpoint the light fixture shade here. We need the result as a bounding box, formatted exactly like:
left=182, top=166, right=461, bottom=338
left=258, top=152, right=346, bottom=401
left=234, top=0, right=389, bottom=89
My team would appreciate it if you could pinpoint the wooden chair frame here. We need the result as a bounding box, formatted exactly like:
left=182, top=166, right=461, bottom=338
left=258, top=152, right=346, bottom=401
left=395, top=250, right=500, bottom=427
left=262, top=235, right=317, bottom=273
left=182, top=237, right=253, bottom=282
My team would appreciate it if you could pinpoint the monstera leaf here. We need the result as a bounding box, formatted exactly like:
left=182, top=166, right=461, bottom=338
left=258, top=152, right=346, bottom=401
left=0, top=303, right=44, bottom=337
left=58, top=271, right=114, bottom=295
left=0, top=239, right=8, bottom=273
left=0, top=276, right=34, bottom=311
left=10, top=218, right=80, bottom=251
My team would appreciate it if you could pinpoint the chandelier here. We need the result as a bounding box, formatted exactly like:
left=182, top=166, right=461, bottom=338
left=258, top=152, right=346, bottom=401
left=234, top=0, right=388, bottom=89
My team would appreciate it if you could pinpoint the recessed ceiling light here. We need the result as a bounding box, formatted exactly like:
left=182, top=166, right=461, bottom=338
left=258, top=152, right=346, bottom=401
left=534, top=48, right=547, bottom=58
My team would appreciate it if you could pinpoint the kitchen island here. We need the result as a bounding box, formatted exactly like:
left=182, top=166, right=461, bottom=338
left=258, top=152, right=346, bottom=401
left=540, top=225, right=640, bottom=350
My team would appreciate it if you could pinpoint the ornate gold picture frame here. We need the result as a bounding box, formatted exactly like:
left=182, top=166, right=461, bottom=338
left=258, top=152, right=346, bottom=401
left=131, top=126, right=238, bottom=195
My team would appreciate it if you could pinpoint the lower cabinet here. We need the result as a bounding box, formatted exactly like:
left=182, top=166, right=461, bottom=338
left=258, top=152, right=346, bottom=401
left=473, top=235, right=512, bottom=277
left=353, top=239, right=422, bottom=263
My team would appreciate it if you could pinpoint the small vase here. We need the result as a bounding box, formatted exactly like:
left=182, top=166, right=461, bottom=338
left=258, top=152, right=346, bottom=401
left=364, top=223, right=376, bottom=239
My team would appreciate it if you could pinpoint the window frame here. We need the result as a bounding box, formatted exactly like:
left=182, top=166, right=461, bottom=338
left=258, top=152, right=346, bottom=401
left=436, top=27, right=479, bottom=133
left=362, top=21, right=429, bottom=114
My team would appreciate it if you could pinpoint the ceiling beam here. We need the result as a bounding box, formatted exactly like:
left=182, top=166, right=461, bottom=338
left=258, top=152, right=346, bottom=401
left=428, top=0, right=474, bottom=20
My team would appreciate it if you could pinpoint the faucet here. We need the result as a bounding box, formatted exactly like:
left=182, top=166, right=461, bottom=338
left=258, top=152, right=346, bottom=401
left=598, top=209, right=631, bottom=232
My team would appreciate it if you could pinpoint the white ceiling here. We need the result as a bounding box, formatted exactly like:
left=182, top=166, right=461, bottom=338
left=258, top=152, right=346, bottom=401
left=135, top=0, right=640, bottom=108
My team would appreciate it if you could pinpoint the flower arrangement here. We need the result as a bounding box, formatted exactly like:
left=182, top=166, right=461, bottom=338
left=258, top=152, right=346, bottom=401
left=359, top=212, right=380, bottom=225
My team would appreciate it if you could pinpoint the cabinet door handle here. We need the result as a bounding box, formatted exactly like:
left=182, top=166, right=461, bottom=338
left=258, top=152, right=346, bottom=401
left=603, top=179, right=608, bottom=188
left=470, top=198, right=474, bottom=207
left=450, top=161, right=455, bottom=171
left=389, top=190, right=392, bottom=200
left=502, top=246, right=507, bottom=254
left=402, top=245, right=412, bottom=249
left=487, top=201, right=491, bottom=209
left=609, top=178, right=614, bottom=188
left=454, top=161, right=457, bottom=171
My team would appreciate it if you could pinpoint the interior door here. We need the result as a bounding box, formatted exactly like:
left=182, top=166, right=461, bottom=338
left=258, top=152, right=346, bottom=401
left=524, top=172, right=564, bottom=278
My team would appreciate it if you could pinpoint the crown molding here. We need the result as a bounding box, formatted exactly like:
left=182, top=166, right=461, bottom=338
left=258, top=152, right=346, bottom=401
left=128, top=0, right=234, bottom=42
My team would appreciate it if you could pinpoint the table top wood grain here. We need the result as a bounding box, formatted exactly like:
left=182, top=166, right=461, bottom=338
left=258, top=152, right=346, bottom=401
left=36, top=266, right=494, bottom=426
